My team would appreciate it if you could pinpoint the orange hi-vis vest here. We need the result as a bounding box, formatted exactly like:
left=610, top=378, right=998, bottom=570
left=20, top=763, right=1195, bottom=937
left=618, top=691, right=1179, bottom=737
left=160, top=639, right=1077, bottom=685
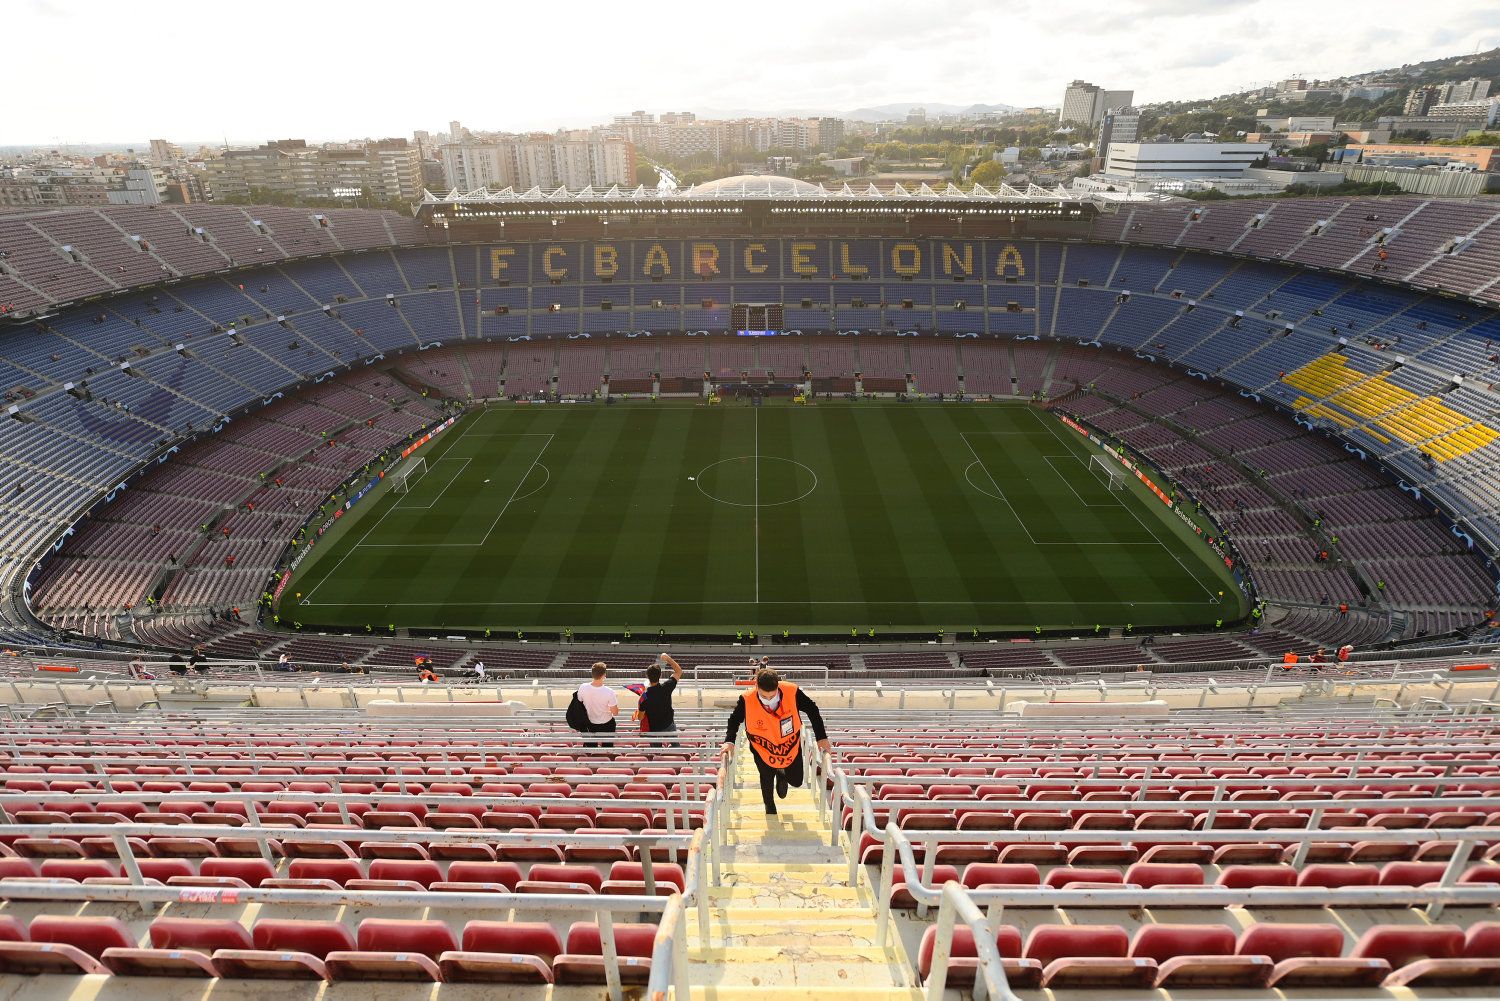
left=743, top=682, right=803, bottom=769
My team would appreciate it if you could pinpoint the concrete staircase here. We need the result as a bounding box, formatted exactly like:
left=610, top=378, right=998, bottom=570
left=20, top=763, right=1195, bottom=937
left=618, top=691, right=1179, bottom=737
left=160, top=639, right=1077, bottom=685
left=685, top=749, right=921, bottom=999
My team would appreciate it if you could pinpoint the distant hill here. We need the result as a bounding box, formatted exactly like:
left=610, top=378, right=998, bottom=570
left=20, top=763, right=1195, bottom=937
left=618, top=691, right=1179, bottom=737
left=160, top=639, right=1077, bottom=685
left=841, top=102, right=1022, bottom=123
left=1364, top=47, right=1500, bottom=86
left=1142, top=47, right=1500, bottom=114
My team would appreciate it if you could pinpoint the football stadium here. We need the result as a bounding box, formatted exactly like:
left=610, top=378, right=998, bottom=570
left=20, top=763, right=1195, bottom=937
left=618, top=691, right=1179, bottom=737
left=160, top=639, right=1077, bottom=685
left=2, top=182, right=1500, bottom=1001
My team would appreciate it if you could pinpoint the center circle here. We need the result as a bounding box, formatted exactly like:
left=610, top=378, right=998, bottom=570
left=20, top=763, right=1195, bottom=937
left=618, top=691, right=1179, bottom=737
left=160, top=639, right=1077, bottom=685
left=695, top=456, right=818, bottom=507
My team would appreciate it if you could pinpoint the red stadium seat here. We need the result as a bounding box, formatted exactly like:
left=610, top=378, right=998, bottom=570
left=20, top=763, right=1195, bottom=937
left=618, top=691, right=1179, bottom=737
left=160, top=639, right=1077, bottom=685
left=324, top=919, right=456, bottom=982
left=199, top=857, right=276, bottom=887
left=1131, top=924, right=1271, bottom=988
left=1, top=916, right=134, bottom=975
left=439, top=921, right=562, bottom=983
left=1216, top=864, right=1298, bottom=889
left=215, top=919, right=353, bottom=980
left=1297, top=863, right=1380, bottom=888
left=1237, top=923, right=1388, bottom=988
left=961, top=863, right=1040, bottom=890
left=1124, top=862, right=1204, bottom=888
left=890, top=865, right=957, bottom=908
left=519, top=863, right=604, bottom=894
left=552, top=922, right=655, bottom=985
left=602, top=861, right=686, bottom=896
left=286, top=858, right=363, bottom=885
left=431, top=860, right=516, bottom=890
left=103, top=918, right=252, bottom=978
left=1024, top=924, right=1156, bottom=989
left=367, top=858, right=442, bottom=887
left=917, top=924, right=1042, bottom=989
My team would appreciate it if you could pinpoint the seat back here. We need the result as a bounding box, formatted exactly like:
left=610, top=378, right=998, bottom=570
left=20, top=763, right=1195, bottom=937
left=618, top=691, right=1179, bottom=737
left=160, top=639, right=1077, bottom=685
left=962, top=863, right=1040, bottom=889
left=38, top=860, right=117, bottom=881
left=1126, top=863, right=1205, bottom=888
left=1025, top=925, right=1128, bottom=966
left=1044, top=867, right=1123, bottom=889
left=150, top=918, right=253, bottom=952
left=1131, top=924, right=1235, bottom=963
left=1218, top=865, right=1297, bottom=888
left=356, top=919, right=457, bottom=959
left=1352, top=925, right=1465, bottom=967
left=288, top=858, right=363, bottom=884
left=368, top=859, right=443, bottom=887
left=28, top=916, right=135, bottom=958
left=1378, top=862, right=1447, bottom=886
left=607, top=862, right=686, bottom=892
left=461, top=921, right=563, bottom=963
left=564, top=922, right=657, bottom=958
left=446, top=861, right=523, bottom=888
left=526, top=864, right=603, bottom=891
left=252, top=919, right=356, bottom=958
left=1237, top=923, right=1345, bottom=962
left=200, top=858, right=276, bottom=887
left=1297, top=864, right=1379, bottom=888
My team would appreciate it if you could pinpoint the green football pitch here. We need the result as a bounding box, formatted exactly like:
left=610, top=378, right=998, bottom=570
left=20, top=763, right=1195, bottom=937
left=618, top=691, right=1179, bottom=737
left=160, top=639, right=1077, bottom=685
left=284, top=401, right=1245, bottom=635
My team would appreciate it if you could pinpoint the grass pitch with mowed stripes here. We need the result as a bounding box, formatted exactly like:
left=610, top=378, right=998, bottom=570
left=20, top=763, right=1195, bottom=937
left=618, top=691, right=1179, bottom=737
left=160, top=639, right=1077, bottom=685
left=286, top=401, right=1244, bottom=634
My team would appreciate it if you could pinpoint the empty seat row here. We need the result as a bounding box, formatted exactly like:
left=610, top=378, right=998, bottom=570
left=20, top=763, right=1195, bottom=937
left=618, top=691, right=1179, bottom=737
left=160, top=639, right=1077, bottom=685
left=0, top=856, right=684, bottom=896
left=918, top=921, right=1500, bottom=990
left=0, top=915, right=655, bottom=984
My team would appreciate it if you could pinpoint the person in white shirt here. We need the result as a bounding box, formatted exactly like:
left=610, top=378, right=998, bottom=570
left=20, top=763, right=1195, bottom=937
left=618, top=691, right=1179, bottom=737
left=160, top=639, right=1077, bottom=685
left=577, top=661, right=619, bottom=746
left=473, top=660, right=486, bottom=683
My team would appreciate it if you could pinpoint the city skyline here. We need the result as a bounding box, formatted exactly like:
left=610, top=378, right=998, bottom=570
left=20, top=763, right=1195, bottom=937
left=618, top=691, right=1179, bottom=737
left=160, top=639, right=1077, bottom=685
left=8, top=0, right=1497, bottom=145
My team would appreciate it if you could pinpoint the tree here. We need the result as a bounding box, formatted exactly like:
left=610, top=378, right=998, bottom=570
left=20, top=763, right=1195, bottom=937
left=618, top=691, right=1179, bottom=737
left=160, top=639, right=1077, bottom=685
left=635, top=163, right=659, bottom=186
left=968, top=160, right=1004, bottom=187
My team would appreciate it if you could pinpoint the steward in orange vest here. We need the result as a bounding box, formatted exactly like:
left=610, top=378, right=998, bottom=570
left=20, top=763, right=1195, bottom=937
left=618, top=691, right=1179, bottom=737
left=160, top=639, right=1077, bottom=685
left=722, top=669, right=829, bottom=815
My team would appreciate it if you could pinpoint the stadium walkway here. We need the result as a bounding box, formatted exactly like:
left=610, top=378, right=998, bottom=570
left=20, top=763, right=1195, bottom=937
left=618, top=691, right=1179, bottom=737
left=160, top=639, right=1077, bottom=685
left=688, top=749, right=920, bottom=999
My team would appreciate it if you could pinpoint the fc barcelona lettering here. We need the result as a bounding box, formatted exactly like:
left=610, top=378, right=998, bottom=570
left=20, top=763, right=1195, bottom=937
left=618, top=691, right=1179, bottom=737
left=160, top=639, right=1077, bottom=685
left=487, top=240, right=1033, bottom=282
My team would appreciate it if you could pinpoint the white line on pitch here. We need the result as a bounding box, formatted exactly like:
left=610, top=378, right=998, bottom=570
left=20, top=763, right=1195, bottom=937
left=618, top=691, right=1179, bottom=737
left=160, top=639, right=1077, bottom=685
left=299, top=409, right=492, bottom=603
left=959, top=431, right=1038, bottom=545
left=397, top=457, right=471, bottom=511
left=1029, top=407, right=1220, bottom=602
left=476, top=433, right=555, bottom=547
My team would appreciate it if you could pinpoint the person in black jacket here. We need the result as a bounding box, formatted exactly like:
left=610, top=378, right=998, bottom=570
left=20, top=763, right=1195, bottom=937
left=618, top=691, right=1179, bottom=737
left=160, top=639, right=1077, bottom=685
left=638, top=652, right=683, bottom=748
left=721, top=669, right=829, bottom=815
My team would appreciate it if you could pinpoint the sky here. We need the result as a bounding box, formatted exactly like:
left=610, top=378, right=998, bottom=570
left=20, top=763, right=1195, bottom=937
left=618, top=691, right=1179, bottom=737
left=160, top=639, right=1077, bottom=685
left=9, top=0, right=1499, bottom=146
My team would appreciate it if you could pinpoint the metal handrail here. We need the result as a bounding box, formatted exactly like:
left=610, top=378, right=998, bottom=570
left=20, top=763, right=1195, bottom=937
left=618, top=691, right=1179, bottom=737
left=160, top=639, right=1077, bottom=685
left=925, top=880, right=1023, bottom=1001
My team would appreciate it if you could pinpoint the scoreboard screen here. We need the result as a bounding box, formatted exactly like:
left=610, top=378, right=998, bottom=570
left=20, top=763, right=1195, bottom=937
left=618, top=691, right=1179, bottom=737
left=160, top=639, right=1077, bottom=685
left=732, top=303, right=783, bottom=335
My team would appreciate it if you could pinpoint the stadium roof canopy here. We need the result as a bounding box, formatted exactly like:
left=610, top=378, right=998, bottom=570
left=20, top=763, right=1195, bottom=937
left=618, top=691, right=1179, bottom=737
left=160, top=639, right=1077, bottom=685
left=419, top=172, right=1110, bottom=206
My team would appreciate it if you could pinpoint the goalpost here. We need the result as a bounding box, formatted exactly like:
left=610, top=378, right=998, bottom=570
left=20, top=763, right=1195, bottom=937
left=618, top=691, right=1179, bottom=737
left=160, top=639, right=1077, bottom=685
left=1088, top=454, right=1127, bottom=492
left=393, top=457, right=427, bottom=495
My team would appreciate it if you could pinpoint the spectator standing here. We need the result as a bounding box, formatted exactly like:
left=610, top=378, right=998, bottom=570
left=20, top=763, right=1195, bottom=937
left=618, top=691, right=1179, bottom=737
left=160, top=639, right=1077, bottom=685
left=473, top=660, right=486, bottom=684
left=639, top=653, right=683, bottom=747
left=577, top=662, right=620, bottom=745
left=722, top=669, right=830, bottom=815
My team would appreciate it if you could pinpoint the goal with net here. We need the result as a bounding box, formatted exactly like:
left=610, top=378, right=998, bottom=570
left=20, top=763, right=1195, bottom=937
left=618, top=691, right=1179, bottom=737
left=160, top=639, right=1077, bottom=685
left=1088, top=454, right=1127, bottom=491
left=393, top=457, right=427, bottom=495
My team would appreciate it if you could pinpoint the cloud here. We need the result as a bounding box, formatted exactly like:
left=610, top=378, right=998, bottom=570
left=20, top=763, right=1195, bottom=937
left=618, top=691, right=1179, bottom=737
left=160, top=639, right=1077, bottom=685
left=2, top=0, right=1496, bottom=142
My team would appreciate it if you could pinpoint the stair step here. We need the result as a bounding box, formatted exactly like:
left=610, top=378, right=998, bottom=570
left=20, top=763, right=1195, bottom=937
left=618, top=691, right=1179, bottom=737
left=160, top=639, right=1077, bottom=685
left=707, top=884, right=870, bottom=907
left=687, top=922, right=886, bottom=947
left=721, top=862, right=847, bottom=878
left=690, top=945, right=903, bottom=963
left=689, top=953, right=912, bottom=988
left=689, top=915, right=886, bottom=947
